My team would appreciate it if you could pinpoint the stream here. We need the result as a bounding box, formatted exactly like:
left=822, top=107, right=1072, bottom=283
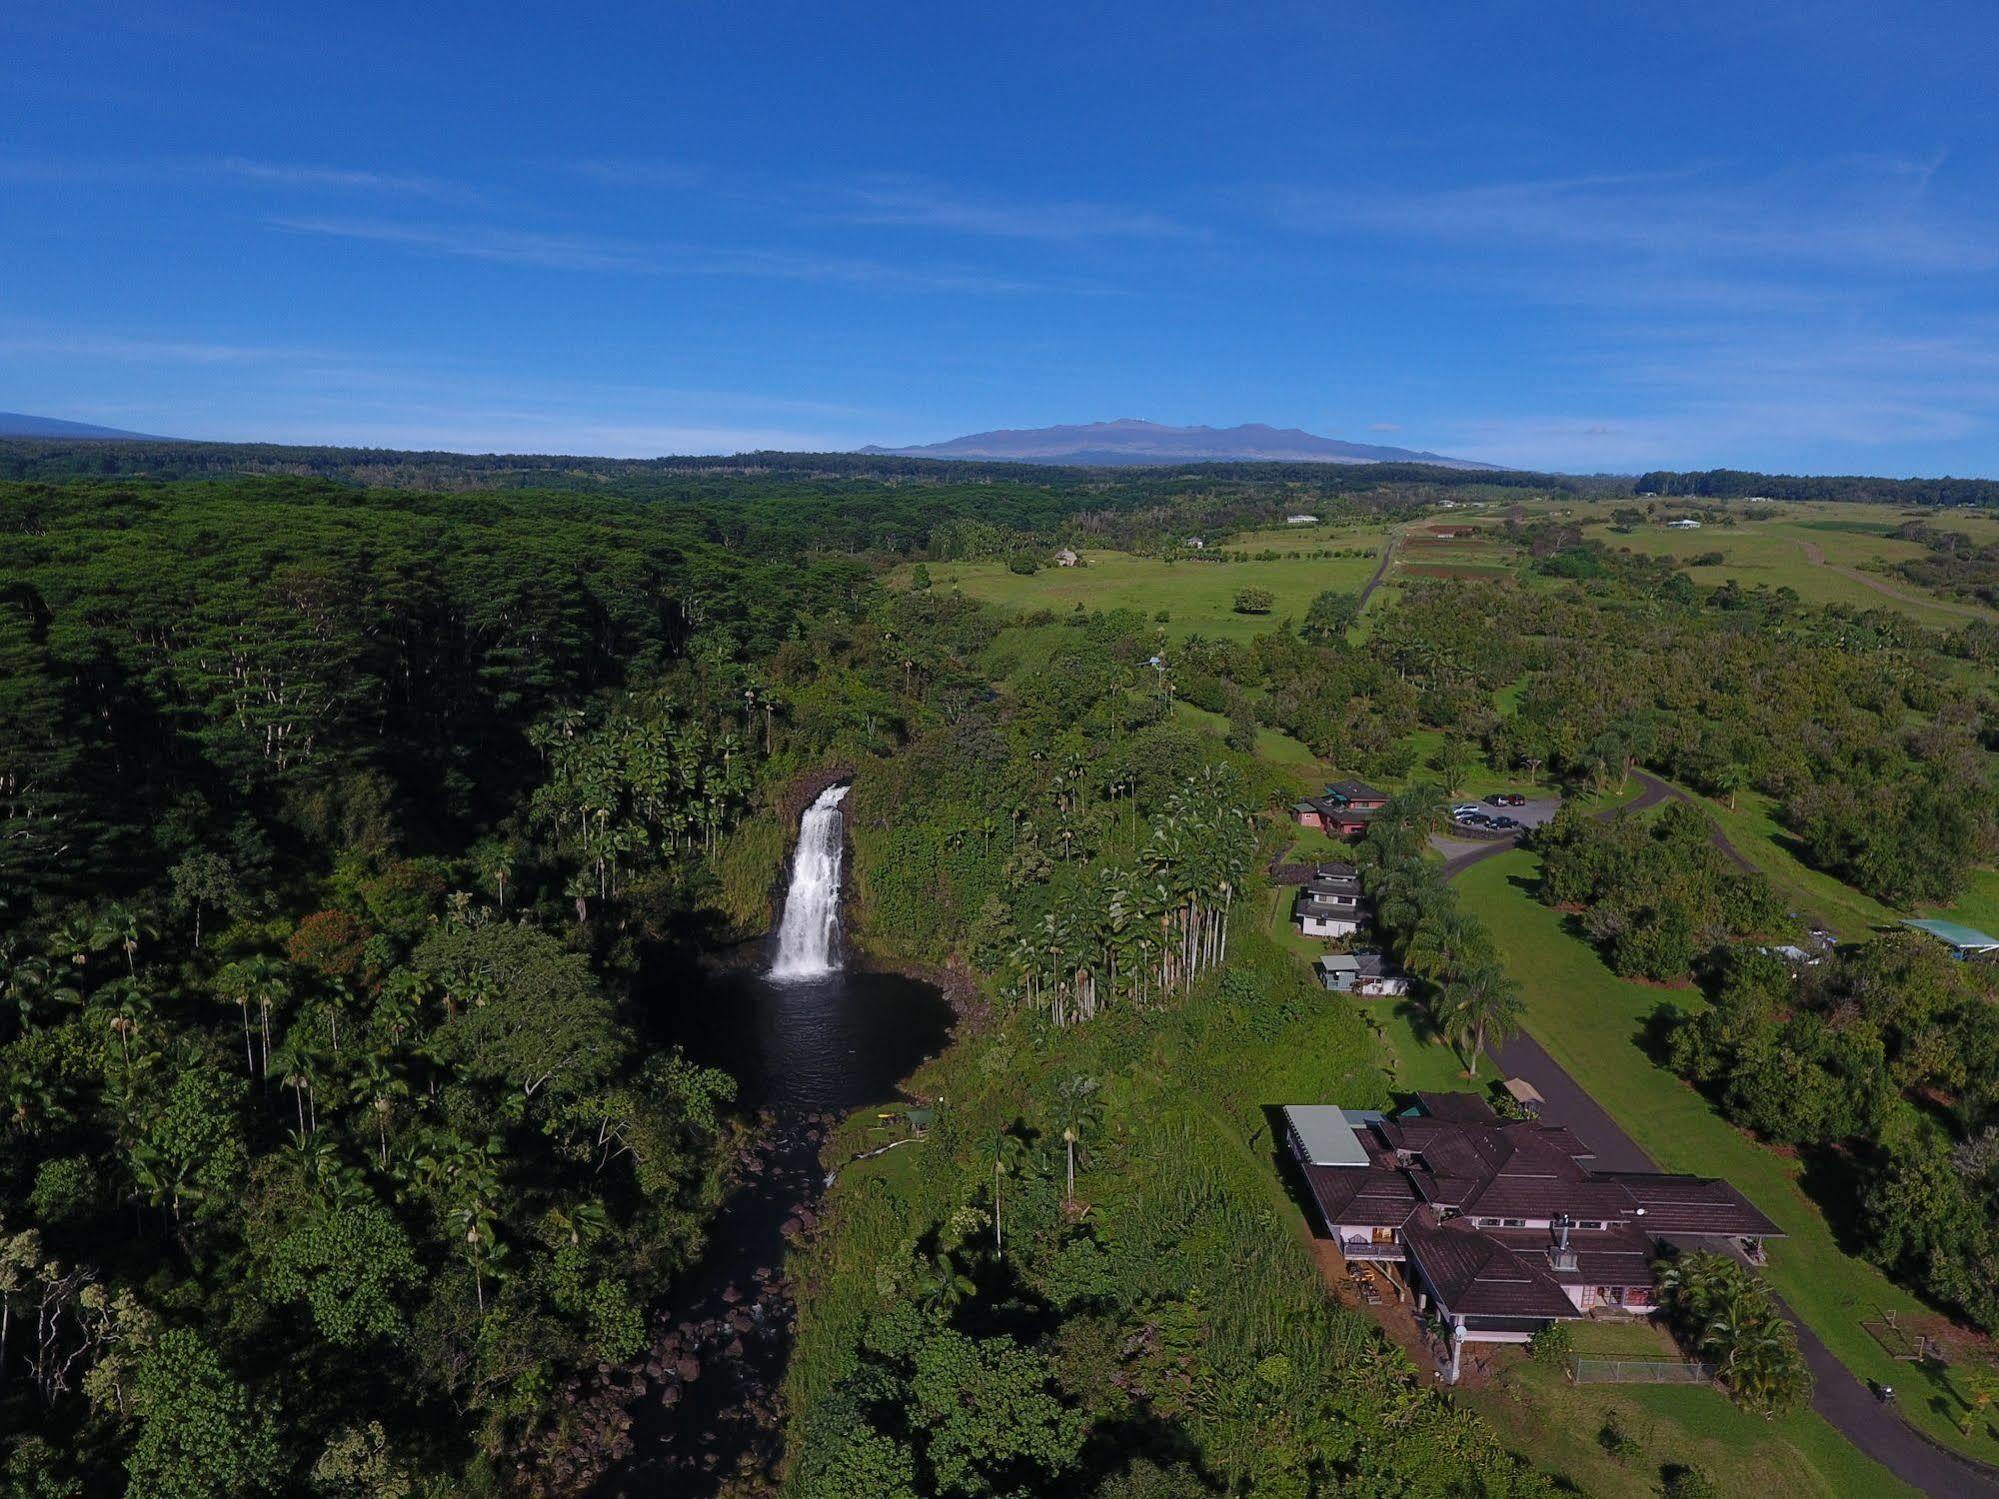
left=603, top=784, right=952, bottom=1495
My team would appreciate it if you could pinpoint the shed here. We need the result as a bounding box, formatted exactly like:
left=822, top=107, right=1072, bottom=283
left=1502, top=1077, right=1546, bottom=1113
left=1903, top=919, right=1999, bottom=957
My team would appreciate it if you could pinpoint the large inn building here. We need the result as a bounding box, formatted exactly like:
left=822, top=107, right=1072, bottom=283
left=1283, top=1092, right=1781, bottom=1380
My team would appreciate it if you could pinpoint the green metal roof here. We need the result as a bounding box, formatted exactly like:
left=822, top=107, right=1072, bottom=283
left=1283, top=1105, right=1370, bottom=1167
left=1903, top=919, right=1999, bottom=951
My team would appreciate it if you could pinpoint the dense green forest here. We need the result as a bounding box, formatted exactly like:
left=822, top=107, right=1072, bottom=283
left=8, top=453, right=1999, bottom=1495
left=1636, top=468, right=1999, bottom=507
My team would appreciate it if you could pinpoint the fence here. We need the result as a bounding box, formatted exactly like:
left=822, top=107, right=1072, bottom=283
left=1570, top=1356, right=1715, bottom=1385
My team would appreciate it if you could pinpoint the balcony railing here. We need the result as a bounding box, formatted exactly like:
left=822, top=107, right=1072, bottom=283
left=1341, top=1236, right=1404, bottom=1260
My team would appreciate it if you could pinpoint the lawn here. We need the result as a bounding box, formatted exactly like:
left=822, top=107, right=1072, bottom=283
left=923, top=538, right=1384, bottom=642
left=1464, top=1355, right=1918, bottom=1499
left=1452, top=848, right=1999, bottom=1467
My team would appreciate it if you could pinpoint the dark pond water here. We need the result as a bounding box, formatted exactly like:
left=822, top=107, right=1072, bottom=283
left=600, top=957, right=953, bottom=1495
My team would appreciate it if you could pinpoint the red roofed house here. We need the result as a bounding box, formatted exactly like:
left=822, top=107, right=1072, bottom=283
left=1291, top=779, right=1389, bottom=838
left=1281, top=1092, right=1782, bottom=1381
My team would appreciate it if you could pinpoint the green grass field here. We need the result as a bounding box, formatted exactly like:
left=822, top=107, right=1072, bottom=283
left=1452, top=848, right=1999, bottom=1466
left=1574, top=503, right=1990, bottom=628
left=1464, top=1356, right=1917, bottom=1499
left=923, top=532, right=1386, bottom=642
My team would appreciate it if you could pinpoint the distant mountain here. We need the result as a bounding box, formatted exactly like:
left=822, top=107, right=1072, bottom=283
left=0, top=411, right=171, bottom=441
left=859, top=418, right=1495, bottom=469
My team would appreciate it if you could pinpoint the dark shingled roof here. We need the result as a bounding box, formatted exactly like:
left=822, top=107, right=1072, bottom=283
left=1484, top=1222, right=1657, bottom=1287
left=1415, top=1091, right=1498, bottom=1124
left=1299, top=1163, right=1421, bottom=1227
left=1283, top=1095, right=1783, bottom=1316
left=1591, top=1172, right=1783, bottom=1238
left=1403, top=1211, right=1578, bottom=1319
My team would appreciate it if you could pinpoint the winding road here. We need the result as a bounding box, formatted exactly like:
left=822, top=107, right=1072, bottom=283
left=1356, top=532, right=1399, bottom=609
left=1440, top=776, right=1998, bottom=1496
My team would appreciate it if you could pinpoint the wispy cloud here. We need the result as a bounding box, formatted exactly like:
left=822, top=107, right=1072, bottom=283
left=561, top=158, right=703, bottom=189
left=269, top=215, right=1089, bottom=293
left=1367, top=421, right=1401, bottom=433
left=1275, top=156, right=1995, bottom=275
left=218, top=156, right=480, bottom=204
left=0, top=331, right=320, bottom=364
left=270, top=216, right=651, bottom=271
left=832, top=176, right=1198, bottom=242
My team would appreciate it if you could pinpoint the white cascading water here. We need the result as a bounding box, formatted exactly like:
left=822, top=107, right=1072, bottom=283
left=770, top=783, right=851, bottom=981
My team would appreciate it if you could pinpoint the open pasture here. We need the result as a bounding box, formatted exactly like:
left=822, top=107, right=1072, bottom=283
left=921, top=541, right=1385, bottom=640
left=1582, top=508, right=1987, bottom=626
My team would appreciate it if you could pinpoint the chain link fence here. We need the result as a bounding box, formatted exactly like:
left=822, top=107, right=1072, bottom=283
left=1570, top=1356, right=1715, bottom=1384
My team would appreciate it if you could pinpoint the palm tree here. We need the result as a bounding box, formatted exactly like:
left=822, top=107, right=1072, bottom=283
left=92, top=905, right=153, bottom=977
left=1436, top=963, right=1523, bottom=1078
left=1403, top=909, right=1490, bottom=983
left=1053, top=1075, right=1102, bottom=1208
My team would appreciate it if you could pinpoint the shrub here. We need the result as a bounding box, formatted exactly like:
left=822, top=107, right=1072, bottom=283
left=1528, top=1321, right=1573, bottom=1369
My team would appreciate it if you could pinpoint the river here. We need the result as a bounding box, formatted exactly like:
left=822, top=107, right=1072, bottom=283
left=603, top=784, right=953, bottom=1495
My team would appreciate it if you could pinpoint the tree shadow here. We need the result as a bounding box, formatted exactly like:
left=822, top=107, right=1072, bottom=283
left=1634, top=1001, right=1682, bottom=1067
left=1796, top=1144, right=1873, bottom=1259
left=1259, top=1104, right=1330, bottom=1236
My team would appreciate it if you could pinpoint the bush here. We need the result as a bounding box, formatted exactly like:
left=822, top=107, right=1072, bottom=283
left=1596, top=1407, right=1640, bottom=1463
left=1231, top=587, right=1275, bottom=615
left=1008, top=555, right=1040, bottom=576
left=1663, top=1466, right=1723, bottom=1499
left=1528, top=1321, right=1573, bottom=1369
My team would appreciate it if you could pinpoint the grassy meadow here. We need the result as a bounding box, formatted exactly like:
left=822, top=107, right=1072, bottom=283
left=917, top=523, right=1389, bottom=641
left=1569, top=500, right=1994, bottom=627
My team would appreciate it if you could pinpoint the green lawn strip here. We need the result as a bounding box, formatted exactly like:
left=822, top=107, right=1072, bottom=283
left=1357, top=1000, right=1481, bottom=1094
left=1464, top=1359, right=1919, bottom=1499
left=1454, top=850, right=1999, bottom=1466
left=1566, top=1318, right=1681, bottom=1357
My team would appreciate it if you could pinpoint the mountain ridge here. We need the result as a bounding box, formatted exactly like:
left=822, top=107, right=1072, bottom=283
left=0, top=411, right=173, bottom=441
left=860, top=418, right=1495, bottom=468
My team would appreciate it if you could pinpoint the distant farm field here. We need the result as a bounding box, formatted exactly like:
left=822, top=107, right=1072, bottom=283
left=1581, top=509, right=1989, bottom=627
left=919, top=538, right=1385, bottom=640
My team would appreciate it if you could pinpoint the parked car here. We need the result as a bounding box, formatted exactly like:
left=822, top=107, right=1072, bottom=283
left=1460, top=813, right=1493, bottom=827
left=1485, top=792, right=1526, bottom=807
left=1490, top=815, right=1520, bottom=829
left=1452, top=803, right=1481, bottom=818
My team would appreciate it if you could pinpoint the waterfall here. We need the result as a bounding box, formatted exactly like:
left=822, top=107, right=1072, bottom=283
left=770, top=784, right=851, bottom=981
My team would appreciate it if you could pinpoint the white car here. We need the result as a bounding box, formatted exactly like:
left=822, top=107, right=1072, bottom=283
left=1451, top=803, right=1481, bottom=818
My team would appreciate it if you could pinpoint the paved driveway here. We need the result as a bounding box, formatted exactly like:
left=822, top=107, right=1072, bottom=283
left=1430, top=794, right=1563, bottom=872
left=1487, top=1036, right=1999, bottom=1497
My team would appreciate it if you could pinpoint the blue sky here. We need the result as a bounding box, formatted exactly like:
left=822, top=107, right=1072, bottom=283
left=4, top=1, right=1997, bottom=473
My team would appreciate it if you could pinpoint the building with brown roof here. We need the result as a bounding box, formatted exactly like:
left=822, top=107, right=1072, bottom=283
left=1281, top=1094, right=1782, bottom=1379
